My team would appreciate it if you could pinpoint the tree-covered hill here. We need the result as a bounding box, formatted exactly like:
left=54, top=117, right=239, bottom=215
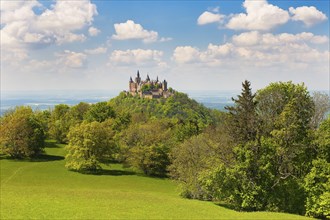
left=108, top=91, right=214, bottom=126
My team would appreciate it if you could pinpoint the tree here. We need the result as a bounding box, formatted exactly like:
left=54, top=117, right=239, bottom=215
left=120, top=119, right=175, bottom=176
left=313, top=117, right=330, bottom=162
left=65, top=121, right=115, bottom=172
left=170, top=119, right=234, bottom=200
left=225, top=80, right=258, bottom=143
left=258, top=82, right=315, bottom=180
left=69, top=102, right=90, bottom=123
left=0, top=106, right=45, bottom=158
left=84, top=102, right=115, bottom=122
left=304, top=159, right=330, bottom=219
left=48, top=104, right=71, bottom=143
left=310, top=92, right=330, bottom=129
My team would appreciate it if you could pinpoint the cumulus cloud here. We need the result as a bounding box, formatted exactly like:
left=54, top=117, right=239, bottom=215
left=289, top=6, right=327, bottom=27
left=85, top=47, right=107, bottom=55
left=172, top=46, right=201, bottom=64
left=226, top=0, right=289, bottom=31
left=88, top=27, right=101, bottom=36
left=197, top=11, right=224, bottom=25
left=109, top=49, right=165, bottom=67
left=1, top=0, right=97, bottom=57
left=56, top=50, right=87, bottom=69
left=112, top=20, right=171, bottom=43
left=172, top=31, right=329, bottom=68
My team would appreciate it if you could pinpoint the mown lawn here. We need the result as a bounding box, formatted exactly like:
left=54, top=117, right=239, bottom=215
left=0, top=140, right=311, bottom=219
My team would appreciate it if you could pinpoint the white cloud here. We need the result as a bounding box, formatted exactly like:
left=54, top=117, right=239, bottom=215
left=1, top=0, right=97, bottom=61
left=289, top=6, right=327, bottom=27
left=88, top=26, right=100, bottom=36
left=226, top=0, right=290, bottom=31
left=109, top=49, right=165, bottom=66
left=232, top=31, right=260, bottom=46
left=85, top=47, right=107, bottom=55
left=173, top=31, right=329, bottom=68
left=56, top=50, right=87, bottom=69
left=172, top=46, right=201, bottom=64
left=112, top=20, right=170, bottom=43
left=197, top=11, right=224, bottom=25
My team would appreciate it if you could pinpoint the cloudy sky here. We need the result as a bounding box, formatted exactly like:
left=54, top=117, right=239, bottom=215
left=1, top=0, right=329, bottom=91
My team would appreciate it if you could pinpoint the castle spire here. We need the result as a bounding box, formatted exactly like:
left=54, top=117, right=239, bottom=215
left=146, top=74, right=150, bottom=81
left=137, top=70, right=140, bottom=78
left=156, top=76, right=159, bottom=82
left=129, top=77, right=133, bottom=82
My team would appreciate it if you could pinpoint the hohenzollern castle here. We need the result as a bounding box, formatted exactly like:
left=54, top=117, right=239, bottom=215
left=127, top=71, right=173, bottom=99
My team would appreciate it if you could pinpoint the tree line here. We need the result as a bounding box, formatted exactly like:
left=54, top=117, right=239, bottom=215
left=0, top=81, right=329, bottom=218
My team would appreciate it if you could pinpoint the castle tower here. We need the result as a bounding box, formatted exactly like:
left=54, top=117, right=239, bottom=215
left=135, top=70, right=141, bottom=84
left=162, top=79, right=167, bottom=91
left=146, top=74, right=150, bottom=82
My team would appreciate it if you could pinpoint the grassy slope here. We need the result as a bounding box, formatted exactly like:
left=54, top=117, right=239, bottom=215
left=0, top=141, right=311, bottom=219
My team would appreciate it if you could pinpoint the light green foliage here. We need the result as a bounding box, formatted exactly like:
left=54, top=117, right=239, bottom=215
left=304, top=159, right=330, bottom=219
left=256, top=82, right=315, bottom=190
left=109, top=92, right=212, bottom=139
left=84, top=102, right=115, bottom=122
left=120, top=119, right=175, bottom=176
left=200, top=138, right=277, bottom=211
left=314, top=117, right=330, bottom=161
left=170, top=135, right=215, bottom=199
left=256, top=81, right=314, bottom=137
left=68, top=102, right=90, bottom=124
left=0, top=106, right=45, bottom=158
left=65, top=121, right=115, bottom=172
left=304, top=118, right=330, bottom=218
left=171, top=81, right=315, bottom=214
left=49, top=104, right=71, bottom=143
left=34, top=110, right=51, bottom=136
left=170, top=122, right=234, bottom=200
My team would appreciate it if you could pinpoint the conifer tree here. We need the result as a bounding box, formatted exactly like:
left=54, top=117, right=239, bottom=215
left=225, top=80, right=258, bottom=143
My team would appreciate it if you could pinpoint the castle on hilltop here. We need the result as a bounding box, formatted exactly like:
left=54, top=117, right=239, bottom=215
left=128, top=71, right=173, bottom=99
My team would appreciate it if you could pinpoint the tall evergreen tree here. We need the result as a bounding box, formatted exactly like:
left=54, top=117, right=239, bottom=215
left=225, top=80, right=258, bottom=143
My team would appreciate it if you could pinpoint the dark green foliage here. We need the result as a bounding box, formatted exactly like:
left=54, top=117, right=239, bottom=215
left=225, top=80, right=258, bottom=143
left=0, top=106, right=45, bottom=158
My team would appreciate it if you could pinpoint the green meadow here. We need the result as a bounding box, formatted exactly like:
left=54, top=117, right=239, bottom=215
left=0, top=140, right=311, bottom=219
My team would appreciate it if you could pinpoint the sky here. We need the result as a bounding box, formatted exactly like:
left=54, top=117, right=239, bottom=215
left=1, top=0, right=329, bottom=92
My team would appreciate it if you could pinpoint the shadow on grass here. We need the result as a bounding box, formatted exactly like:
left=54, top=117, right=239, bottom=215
left=30, top=154, right=64, bottom=162
left=45, top=140, right=60, bottom=148
left=215, top=202, right=237, bottom=210
left=0, top=154, right=64, bottom=162
left=92, top=169, right=136, bottom=176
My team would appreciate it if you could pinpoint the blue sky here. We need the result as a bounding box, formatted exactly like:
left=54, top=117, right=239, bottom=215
left=1, top=0, right=329, bottom=91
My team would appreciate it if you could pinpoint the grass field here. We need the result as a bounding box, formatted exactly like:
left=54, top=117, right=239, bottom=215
left=0, top=140, right=312, bottom=219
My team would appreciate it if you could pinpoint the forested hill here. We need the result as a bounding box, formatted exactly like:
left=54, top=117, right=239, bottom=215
left=109, top=91, right=213, bottom=124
